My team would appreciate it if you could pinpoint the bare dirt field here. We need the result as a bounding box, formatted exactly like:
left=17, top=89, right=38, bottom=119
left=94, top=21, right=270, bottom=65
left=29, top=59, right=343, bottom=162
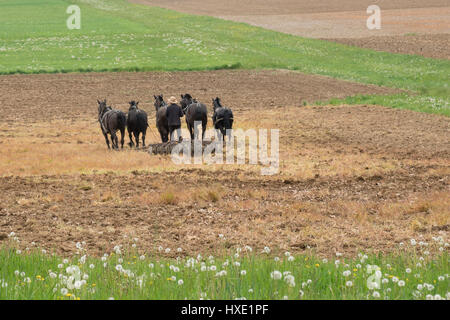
left=328, top=34, right=450, bottom=60
left=132, top=0, right=450, bottom=59
left=0, top=71, right=449, bottom=257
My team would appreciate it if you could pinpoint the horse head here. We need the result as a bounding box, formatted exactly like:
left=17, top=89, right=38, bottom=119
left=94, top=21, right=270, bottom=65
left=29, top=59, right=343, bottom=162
left=213, top=97, right=222, bottom=111
left=154, top=95, right=165, bottom=112
left=180, top=93, right=194, bottom=113
left=97, top=99, right=108, bottom=119
left=129, top=100, right=139, bottom=111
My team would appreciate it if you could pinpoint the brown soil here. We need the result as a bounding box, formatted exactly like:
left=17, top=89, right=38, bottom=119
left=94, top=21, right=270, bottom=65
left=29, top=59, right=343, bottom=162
left=0, top=70, right=398, bottom=123
left=328, top=34, right=450, bottom=60
left=132, top=0, right=450, bottom=58
left=131, top=0, right=450, bottom=15
left=0, top=71, right=448, bottom=258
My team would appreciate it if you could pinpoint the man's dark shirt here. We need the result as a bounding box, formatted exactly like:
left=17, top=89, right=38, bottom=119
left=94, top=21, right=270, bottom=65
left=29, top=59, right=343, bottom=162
left=166, top=103, right=184, bottom=126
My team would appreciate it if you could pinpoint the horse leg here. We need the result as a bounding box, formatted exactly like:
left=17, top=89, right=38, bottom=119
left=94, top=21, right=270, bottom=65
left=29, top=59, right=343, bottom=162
left=142, top=130, right=147, bottom=147
left=193, top=123, right=199, bottom=141
left=158, top=128, right=164, bottom=143
left=103, top=132, right=111, bottom=150
left=202, top=121, right=207, bottom=141
left=189, top=124, right=194, bottom=141
left=134, top=131, right=140, bottom=148
left=110, top=132, right=118, bottom=149
left=128, top=129, right=134, bottom=148
left=120, top=128, right=125, bottom=149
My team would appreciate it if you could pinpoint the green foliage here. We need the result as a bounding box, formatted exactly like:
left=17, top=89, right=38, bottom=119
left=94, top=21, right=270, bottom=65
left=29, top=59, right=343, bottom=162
left=0, top=241, right=448, bottom=300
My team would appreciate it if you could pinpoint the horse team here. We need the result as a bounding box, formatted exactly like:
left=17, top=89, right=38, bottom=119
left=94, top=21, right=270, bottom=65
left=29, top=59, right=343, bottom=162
left=97, top=94, right=233, bottom=150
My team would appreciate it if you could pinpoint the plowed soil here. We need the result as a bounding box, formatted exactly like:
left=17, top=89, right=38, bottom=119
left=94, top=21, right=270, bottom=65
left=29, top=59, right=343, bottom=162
left=0, top=70, right=448, bottom=257
left=132, top=0, right=450, bottom=59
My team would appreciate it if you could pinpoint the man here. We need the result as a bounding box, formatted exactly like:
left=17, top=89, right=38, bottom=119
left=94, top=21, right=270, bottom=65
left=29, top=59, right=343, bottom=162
left=166, top=96, right=184, bottom=142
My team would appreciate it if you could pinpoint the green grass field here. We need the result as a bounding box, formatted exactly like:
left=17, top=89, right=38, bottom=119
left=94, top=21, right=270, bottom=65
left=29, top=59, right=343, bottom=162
left=1, top=236, right=448, bottom=300
left=0, top=0, right=449, bottom=115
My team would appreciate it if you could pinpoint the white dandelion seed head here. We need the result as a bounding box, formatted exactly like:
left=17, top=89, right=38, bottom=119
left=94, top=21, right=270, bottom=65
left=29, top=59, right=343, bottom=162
left=271, top=270, right=282, bottom=280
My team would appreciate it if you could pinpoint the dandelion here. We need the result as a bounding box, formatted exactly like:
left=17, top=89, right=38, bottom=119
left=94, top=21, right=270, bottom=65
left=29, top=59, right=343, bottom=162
left=16, top=249, right=22, bottom=255
left=398, top=280, right=405, bottom=287
left=346, top=281, right=353, bottom=287
left=426, top=295, right=433, bottom=300
left=14, top=270, right=19, bottom=276
left=343, top=270, right=351, bottom=277
left=406, top=268, right=411, bottom=274
left=288, top=256, right=295, bottom=262
left=322, top=258, right=328, bottom=263
left=263, top=247, right=270, bottom=254
left=382, top=278, right=389, bottom=284
left=74, top=280, right=83, bottom=290
left=271, top=271, right=282, bottom=280
left=139, top=255, right=145, bottom=261
left=178, top=279, right=184, bottom=286
left=177, top=248, right=182, bottom=253
left=61, top=288, right=68, bottom=295
left=299, top=290, right=304, bottom=297
left=284, top=274, right=296, bottom=287
left=165, top=248, right=171, bottom=254
left=410, top=239, right=416, bottom=246
left=417, top=284, right=423, bottom=291
left=89, top=264, right=95, bottom=269
left=63, top=259, right=69, bottom=264
left=274, top=257, right=280, bottom=262
left=115, top=264, right=123, bottom=272
left=241, top=270, right=247, bottom=276
left=210, top=266, right=217, bottom=271
left=108, top=297, right=115, bottom=300
left=438, top=276, right=445, bottom=281
left=373, top=291, right=380, bottom=298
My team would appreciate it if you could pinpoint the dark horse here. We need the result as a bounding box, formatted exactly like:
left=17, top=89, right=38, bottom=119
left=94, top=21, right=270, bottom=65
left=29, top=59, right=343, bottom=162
left=97, top=99, right=126, bottom=150
left=154, top=95, right=169, bottom=143
left=180, top=94, right=207, bottom=141
left=212, top=97, right=234, bottom=141
left=127, top=101, right=148, bottom=148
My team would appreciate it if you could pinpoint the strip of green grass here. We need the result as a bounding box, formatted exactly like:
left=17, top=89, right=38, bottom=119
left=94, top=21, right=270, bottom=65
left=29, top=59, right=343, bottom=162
left=314, top=93, right=450, bottom=117
left=0, top=0, right=448, bottom=115
left=0, top=239, right=448, bottom=300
